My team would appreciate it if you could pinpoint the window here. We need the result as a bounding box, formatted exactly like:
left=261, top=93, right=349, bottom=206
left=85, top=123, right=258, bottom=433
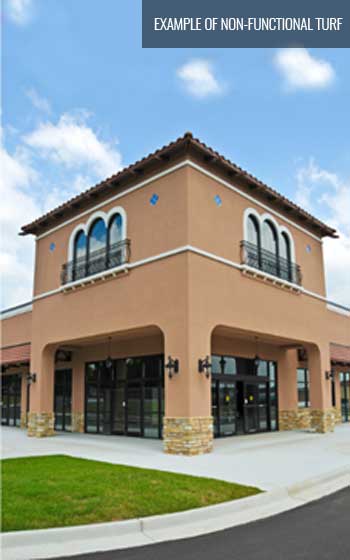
left=297, top=368, right=310, bottom=408
left=73, top=230, right=87, bottom=280
left=247, top=215, right=260, bottom=246
left=280, top=232, right=292, bottom=281
left=108, top=213, right=123, bottom=245
left=88, top=218, right=107, bottom=253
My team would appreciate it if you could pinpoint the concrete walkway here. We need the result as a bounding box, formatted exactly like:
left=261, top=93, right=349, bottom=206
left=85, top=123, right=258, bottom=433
left=2, top=424, right=350, bottom=490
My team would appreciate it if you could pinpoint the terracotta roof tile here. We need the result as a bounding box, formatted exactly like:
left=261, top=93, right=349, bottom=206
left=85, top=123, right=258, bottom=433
left=0, top=344, right=31, bottom=365
left=330, top=343, right=350, bottom=366
left=21, top=132, right=337, bottom=238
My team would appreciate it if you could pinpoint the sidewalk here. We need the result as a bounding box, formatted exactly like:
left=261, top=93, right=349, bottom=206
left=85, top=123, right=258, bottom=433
left=2, top=424, right=350, bottom=490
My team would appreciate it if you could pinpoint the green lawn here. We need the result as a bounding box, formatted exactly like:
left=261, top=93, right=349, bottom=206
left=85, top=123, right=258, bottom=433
left=1, top=455, right=261, bottom=532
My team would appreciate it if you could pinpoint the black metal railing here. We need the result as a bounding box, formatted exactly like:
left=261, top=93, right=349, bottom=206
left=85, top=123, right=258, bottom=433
left=240, top=241, right=302, bottom=285
left=61, top=239, right=131, bottom=285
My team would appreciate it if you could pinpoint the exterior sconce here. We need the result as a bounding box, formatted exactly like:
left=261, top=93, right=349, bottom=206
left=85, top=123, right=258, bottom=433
left=165, top=356, right=179, bottom=379
left=254, top=337, right=260, bottom=373
left=198, top=356, right=212, bottom=378
left=105, top=337, right=113, bottom=370
left=325, top=371, right=334, bottom=380
left=27, top=373, right=37, bottom=384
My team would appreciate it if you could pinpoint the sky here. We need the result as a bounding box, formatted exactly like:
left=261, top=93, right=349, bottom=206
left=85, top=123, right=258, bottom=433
left=1, top=0, right=350, bottom=309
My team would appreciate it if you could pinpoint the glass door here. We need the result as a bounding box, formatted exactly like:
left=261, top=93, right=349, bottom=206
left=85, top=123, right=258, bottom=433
left=340, top=372, right=350, bottom=422
left=244, top=382, right=259, bottom=433
left=1, top=375, right=22, bottom=427
left=218, top=382, right=236, bottom=437
left=126, top=383, right=142, bottom=436
left=54, top=369, right=72, bottom=432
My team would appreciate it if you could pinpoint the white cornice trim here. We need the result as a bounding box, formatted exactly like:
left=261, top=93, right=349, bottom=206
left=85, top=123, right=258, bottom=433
left=0, top=303, right=33, bottom=320
left=18, top=245, right=348, bottom=314
left=34, top=160, right=324, bottom=243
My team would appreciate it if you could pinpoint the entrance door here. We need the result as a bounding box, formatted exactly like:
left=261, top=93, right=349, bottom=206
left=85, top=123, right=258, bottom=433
left=340, top=372, right=350, bottom=422
left=212, top=381, right=236, bottom=437
left=243, top=381, right=269, bottom=434
left=54, top=369, right=72, bottom=431
left=1, top=374, right=21, bottom=427
left=126, top=383, right=142, bottom=436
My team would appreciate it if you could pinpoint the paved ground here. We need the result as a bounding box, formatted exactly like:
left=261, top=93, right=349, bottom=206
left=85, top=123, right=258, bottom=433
left=53, top=488, right=350, bottom=560
left=2, top=425, right=350, bottom=490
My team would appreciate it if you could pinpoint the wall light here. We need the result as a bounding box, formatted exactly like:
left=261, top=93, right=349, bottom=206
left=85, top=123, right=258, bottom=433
left=198, top=356, right=212, bottom=378
left=165, top=356, right=179, bottom=379
left=26, top=373, right=37, bottom=384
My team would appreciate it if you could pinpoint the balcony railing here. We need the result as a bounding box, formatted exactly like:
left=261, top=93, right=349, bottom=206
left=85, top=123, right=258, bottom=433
left=240, top=240, right=302, bottom=286
left=61, top=239, right=131, bottom=285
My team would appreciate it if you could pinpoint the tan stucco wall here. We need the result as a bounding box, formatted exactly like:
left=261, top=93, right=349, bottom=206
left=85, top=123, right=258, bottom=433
left=1, top=311, right=32, bottom=347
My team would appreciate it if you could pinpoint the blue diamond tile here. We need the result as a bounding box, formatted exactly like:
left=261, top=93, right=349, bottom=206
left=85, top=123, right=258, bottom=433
left=214, top=194, right=222, bottom=207
left=150, top=193, right=159, bottom=206
left=49, top=242, right=56, bottom=252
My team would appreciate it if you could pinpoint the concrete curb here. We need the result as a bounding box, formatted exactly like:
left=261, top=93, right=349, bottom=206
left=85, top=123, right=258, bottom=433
left=2, top=467, right=349, bottom=560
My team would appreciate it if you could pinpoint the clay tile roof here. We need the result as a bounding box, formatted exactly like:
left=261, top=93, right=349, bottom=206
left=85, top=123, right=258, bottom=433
left=20, top=132, right=338, bottom=238
left=330, top=343, right=350, bottom=366
left=0, top=344, right=31, bottom=366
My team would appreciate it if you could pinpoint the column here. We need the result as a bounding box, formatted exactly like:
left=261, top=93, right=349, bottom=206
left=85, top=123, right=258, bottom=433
left=278, top=348, right=301, bottom=430
left=162, top=322, right=213, bottom=455
left=71, top=352, right=85, bottom=432
left=308, top=343, right=335, bottom=433
left=27, top=344, right=57, bottom=437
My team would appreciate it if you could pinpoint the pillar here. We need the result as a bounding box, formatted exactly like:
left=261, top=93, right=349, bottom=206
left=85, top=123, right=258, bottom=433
left=278, top=348, right=302, bottom=430
left=162, top=322, right=213, bottom=455
left=71, top=352, right=85, bottom=432
left=308, top=343, right=335, bottom=433
left=27, top=344, right=57, bottom=437
left=20, top=370, right=29, bottom=429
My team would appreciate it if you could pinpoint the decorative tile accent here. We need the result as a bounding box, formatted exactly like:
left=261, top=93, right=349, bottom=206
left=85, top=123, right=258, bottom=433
left=150, top=193, right=159, bottom=206
left=214, top=194, right=222, bottom=207
left=50, top=242, right=56, bottom=252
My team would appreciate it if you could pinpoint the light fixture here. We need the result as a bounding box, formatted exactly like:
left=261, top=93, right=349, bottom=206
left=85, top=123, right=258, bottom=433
left=105, top=337, right=113, bottom=370
left=165, top=356, right=179, bottom=379
left=254, top=337, right=260, bottom=372
left=325, top=370, right=334, bottom=381
left=198, top=356, right=212, bottom=378
left=26, top=373, right=37, bottom=384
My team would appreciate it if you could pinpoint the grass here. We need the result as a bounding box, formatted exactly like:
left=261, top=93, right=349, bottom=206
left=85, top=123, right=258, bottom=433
left=1, top=455, right=262, bottom=532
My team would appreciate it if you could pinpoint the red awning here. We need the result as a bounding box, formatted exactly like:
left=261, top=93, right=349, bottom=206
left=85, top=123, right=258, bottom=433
left=330, top=343, right=350, bottom=367
left=0, top=344, right=31, bottom=366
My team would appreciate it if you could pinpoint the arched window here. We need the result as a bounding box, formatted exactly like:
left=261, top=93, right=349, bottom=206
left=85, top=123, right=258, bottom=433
left=88, top=218, right=107, bottom=253
left=108, top=213, right=123, bottom=246
left=88, top=218, right=107, bottom=274
left=280, top=232, right=292, bottom=281
left=247, top=215, right=260, bottom=247
left=262, top=220, right=278, bottom=275
left=107, top=213, right=124, bottom=268
left=73, top=230, right=87, bottom=280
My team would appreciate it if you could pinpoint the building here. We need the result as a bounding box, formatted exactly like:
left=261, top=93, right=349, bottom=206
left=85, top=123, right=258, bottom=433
left=1, top=132, right=349, bottom=454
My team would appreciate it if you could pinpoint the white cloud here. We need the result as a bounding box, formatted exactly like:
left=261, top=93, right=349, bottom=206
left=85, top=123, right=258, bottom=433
left=26, top=88, right=51, bottom=114
left=5, top=0, right=33, bottom=26
left=177, top=59, right=225, bottom=99
left=1, top=111, right=123, bottom=308
left=295, top=159, right=350, bottom=307
left=274, top=48, right=335, bottom=90
left=23, top=112, right=122, bottom=178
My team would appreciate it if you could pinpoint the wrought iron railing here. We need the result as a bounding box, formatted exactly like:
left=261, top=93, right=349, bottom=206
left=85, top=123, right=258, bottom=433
left=61, top=239, right=131, bottom=285
left=240, top=241, right=302, bottom=285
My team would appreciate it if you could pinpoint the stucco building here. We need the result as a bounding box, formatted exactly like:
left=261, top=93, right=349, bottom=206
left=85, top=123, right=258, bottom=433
left=1, top=132, right=349, bottom=454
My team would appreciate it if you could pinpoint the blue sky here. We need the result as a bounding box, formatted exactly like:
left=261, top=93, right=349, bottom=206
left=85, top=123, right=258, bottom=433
left=2, top=0, right=350, bottom=308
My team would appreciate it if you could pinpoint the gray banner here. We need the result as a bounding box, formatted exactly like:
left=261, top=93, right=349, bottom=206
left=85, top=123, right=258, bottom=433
left=142, top=0, right=350, bottom=48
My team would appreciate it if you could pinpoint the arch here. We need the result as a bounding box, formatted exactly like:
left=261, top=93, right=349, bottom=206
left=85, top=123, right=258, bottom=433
left=243, top=208, right=261, bottom=243
left=261, top=219, right=278, bottom=254
left=88, top=218, right=107, bottom=254
left=279, top=226, right=296, bottom=263
left=246, top=214, right=260, bottom=246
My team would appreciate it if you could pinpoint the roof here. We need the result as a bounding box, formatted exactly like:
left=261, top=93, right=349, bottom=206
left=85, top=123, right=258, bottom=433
left=330, top=343, right=350, bottom=366
left=0, top=343, right=31, bottom=366
left=21, top=132, right=338, bottom=238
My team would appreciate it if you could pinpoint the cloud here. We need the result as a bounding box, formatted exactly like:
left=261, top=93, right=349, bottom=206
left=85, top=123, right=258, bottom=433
left=23, top=112, right=122, bottom=178
left=177, top=59, right=225, bottom=99
left=295, top=159, right=350, bottom=306
left=274, top=48, right=335, bottom=90
left=26, top=88, right=51, bottom=114
left=5, top=0, right=33, bottom=26
left=1, top=111, right=123, bottom=309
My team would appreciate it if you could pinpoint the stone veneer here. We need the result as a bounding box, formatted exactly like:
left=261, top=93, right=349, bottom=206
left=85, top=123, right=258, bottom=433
left=71, top=412, right=85, bottom=433
left=333, top=407, right=342, bottom=425
left=163, top=417, right=213, bottom=455
left=279, top=408, right=336, bottom=433
left=27, top=412, right=55, bottom=437
left=20, top=412, right=27, bottom=429
left=311, top=408, right=336, bottom=433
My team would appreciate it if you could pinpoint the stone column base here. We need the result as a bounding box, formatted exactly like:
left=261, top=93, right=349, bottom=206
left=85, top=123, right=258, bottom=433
left=27, top=412, right=55, bottom=437
left=333, top=407, right=342, bottom=425
left=279, top=409, right=312, bottom=431
left=20, top=413, right=27, bottom=429
left=311, top=408, right=336, bottom=433
left=163, top=417, right=213, bottom=455
left=71, top=412, right=85, bottom=433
